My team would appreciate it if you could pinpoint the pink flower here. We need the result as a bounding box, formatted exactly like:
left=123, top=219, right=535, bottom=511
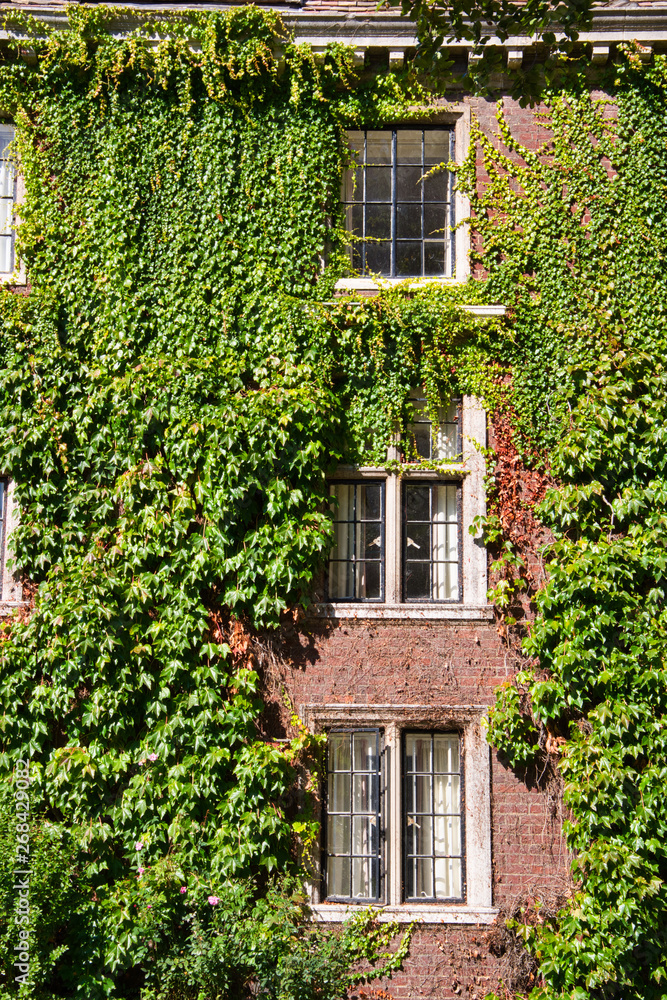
left=179, top=886, right=187, bottom=894
left=208, top=895, right=219, bottom=906
left=137, top=867, right=145, bottom=876
left=147, top=905, right=152, bottom=909
left=138, top=760, right=145, bottom=766
left=135, top=841, right=144, bottom=850
left=148, top=753, right=158, bottom=762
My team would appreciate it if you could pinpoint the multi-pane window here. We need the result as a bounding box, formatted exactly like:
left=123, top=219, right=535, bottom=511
left=404, top=733, right=462, bottom=901
left=328, top=482, right=384, bottom=601
left=0, top=127, right=16, bottom=275
left=407, top=389, right=461, bottom=461
left=403, top=483, right=460, bottom=602
left=325, top=730, right=383, bottom=901
left=342, top=128, right=454, bottom=278
left=0, top=479, right=6, bottom=582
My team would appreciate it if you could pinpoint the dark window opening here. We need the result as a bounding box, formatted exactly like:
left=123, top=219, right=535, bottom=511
left=342, top=128, right=455, bottom=278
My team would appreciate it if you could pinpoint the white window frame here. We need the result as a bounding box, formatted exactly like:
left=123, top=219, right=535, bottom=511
left=0, top=124, right=25, bottom=286
left=302, top=703, right=496, bottom=925
left=335, top=106, right=471, bottom=291
left=0, top=478, right=23, bottom=611
left=315, top=394, right=490, bottom=622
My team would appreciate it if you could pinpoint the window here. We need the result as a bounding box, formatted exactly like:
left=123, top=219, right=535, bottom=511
left=324, top=730, right=384, bottom=902
left=322, top=725, right=465, bottom=905
left=403, top=482, right=461, bottom=602
left=407, top=388, right=460, bottom=461
left=0, top=126, right=16, bottom=276
left=0, top=479, right=6, bottom=583
left=342, top=128, right=455, bottom=278
left=404, top=733, right=462, bottom=901
left=327, top=482, right=384, bottom=602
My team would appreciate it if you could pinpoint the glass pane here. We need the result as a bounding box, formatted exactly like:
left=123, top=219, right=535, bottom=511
left=0, top=162, right=14, bottom=199
left=396, top=242, right=421, bottom=276
left=352, top=857, right=377, bottom=898
left=412, top=814, right=433, bottom=856
left=345, top=203, right=363, bottom=236
left=366, top=203, right=391, bottom=239
left=0, top=481, right=4, bottom=522
left=433, top=559, right=458, bottom=601
left=424, top=203, right=447, bottom=239
left=0, top=197, right=12, bottom=236
left=423, top=171, right=449, bottom=202
left=406, top=522, right=429, bottom=557
left=329, top=815, right=351, bottom=854
left=342, top=170, right=362, bottom=203
left=434, top=404, right=458, bottom=459
left=359, top=521, right=381, bottom=558
left=434, top=814, right=461, bottom=856
left=365, top=167, right=391, bottom=201
left=425, top=131, right=450, bottom=165
left=358, top=560, right=381, bottom=599
left=396, top=166, right=422, bottom=201
left=329, top=559, right=354, bottom=600
left=405, top=562, right=429, bottom=600
left=353, top=772, right=377, bottom=813
left=409, top=774, right=432, bottom=813
left=353, top=732, right=377, bottom=771
left=434, top=483, right=458, bottom=521
left=330, top=519, right=353, bottom=562
left=328, top=856, right=350, bottom=897
left=0, top=235, right=12, bottom=273
left=413, top=857, right=433, bottom=898
left=352, top=816, right=378, bottom=855
left=328, top=772, right=350, bottom=813
left=433, top=734, right=459, bottom=773
left=347, top=130, right=364, bottom=161
left=397, top=203, right=422, bottom=239
left=407, top=735, right=432, bottom=773
left=359, top=484, right=381, bottom=520
left=329, top=733, right=351, bottom=772
left=397, top=129, right=422, bottom=164
left=435, top=773, right=460, bottom=814
left=365, top=241, right=390, bottom=274
left=366, top=131, right=392, bottom=164
left=412, top=424, right=431, bottom=459
left=406, top=486, right=430, bottom=521
left=424, top=242, right=445, bottom=276
left=435, top=856, right=461, bottom=898
left=331, top=483, right=353, bottom=520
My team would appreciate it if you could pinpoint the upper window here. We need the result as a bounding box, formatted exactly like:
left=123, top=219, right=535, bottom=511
left=327, top=482, right=384, bottom=602
left=403, top=482, right=461, bottom=602
left=407, top=388, right=461, bottom=461
left=342, top=128, right=455, bottom=279
left=0, top=126, right=16, bottom=276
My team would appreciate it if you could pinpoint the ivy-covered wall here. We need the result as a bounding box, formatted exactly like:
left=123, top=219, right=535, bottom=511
left=0, top=4, right=666, bottom=998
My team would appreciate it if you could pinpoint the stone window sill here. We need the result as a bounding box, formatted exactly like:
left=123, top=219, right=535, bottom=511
left=0, top=601, right=28, bottom=617
left=311, top=902, right=499, bottom=925
left=310, top=602, right=493, bottom=621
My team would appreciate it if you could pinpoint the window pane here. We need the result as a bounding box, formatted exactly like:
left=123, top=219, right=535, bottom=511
left=406, top=486, right=430, bottom=521
left=424, top=242, right=445, bottom=276
left=406, top=734, right=432, bottom=772
left=0, top=197, right=12, bottom=236
left=352, top=816, right=378, bottom=855
left=352, top=857, right=377, bottom=898
left=359, top=484, right=382, bottom=520
left=330, top=815, right=351, bottom=853
left=406, top=522, right=429, bottom=556
left=396, top=242, right=421, bottom=276
left=344, top=203, right=363, bottom=237
left=411, top=814, right=433, bottom=855
left=423, top=171, right=449, bottom=201
left=357, top=560, right=381, bottom=599
left=397, top=129, right=422, bottom=163
left=397, top=203, right=422, bottom=239
left=435, top=856, right=461, bottom=898
left=0, top=161, right=14, bottom=199
left=329, top=733, right=351, bottom=771
left=435, top=814, right=461, bottom=856
left=364, top=241, right=390, bottom=274
left=328, top=856, right=350, bottom=897
left=328, top=772, right=350, bottom=812
left=365, top=167, right=391, bottom=202
left=353, top=732, right=377, bottom=771
left=0, top=127, right=14, bottom=158
left=396, top=166, right=422, bottom=201
left=434, top=734, right=460, bottom=773
left=353, top=772, right=378, bottom=813
left=366, top=131, right=392, bottom=164
left=425, top=131, right=451, bottom=165
left=424, top=203, right=447, bottom=238
left=0, top=236, right=12, bottom=274
left=412, top=858, right=433, bottom=898
left=348, top=130, right=364, bottom=160
left=366, top=203, right=391, bottom=239
left=405, top=562, right=429, bottom=600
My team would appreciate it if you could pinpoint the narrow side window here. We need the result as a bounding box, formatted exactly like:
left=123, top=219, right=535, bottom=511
left=404, top=732, right=463, bottom=901
left=0, top=126, right=16, bottom=276
left=324, top=729, right=383, bottom=902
